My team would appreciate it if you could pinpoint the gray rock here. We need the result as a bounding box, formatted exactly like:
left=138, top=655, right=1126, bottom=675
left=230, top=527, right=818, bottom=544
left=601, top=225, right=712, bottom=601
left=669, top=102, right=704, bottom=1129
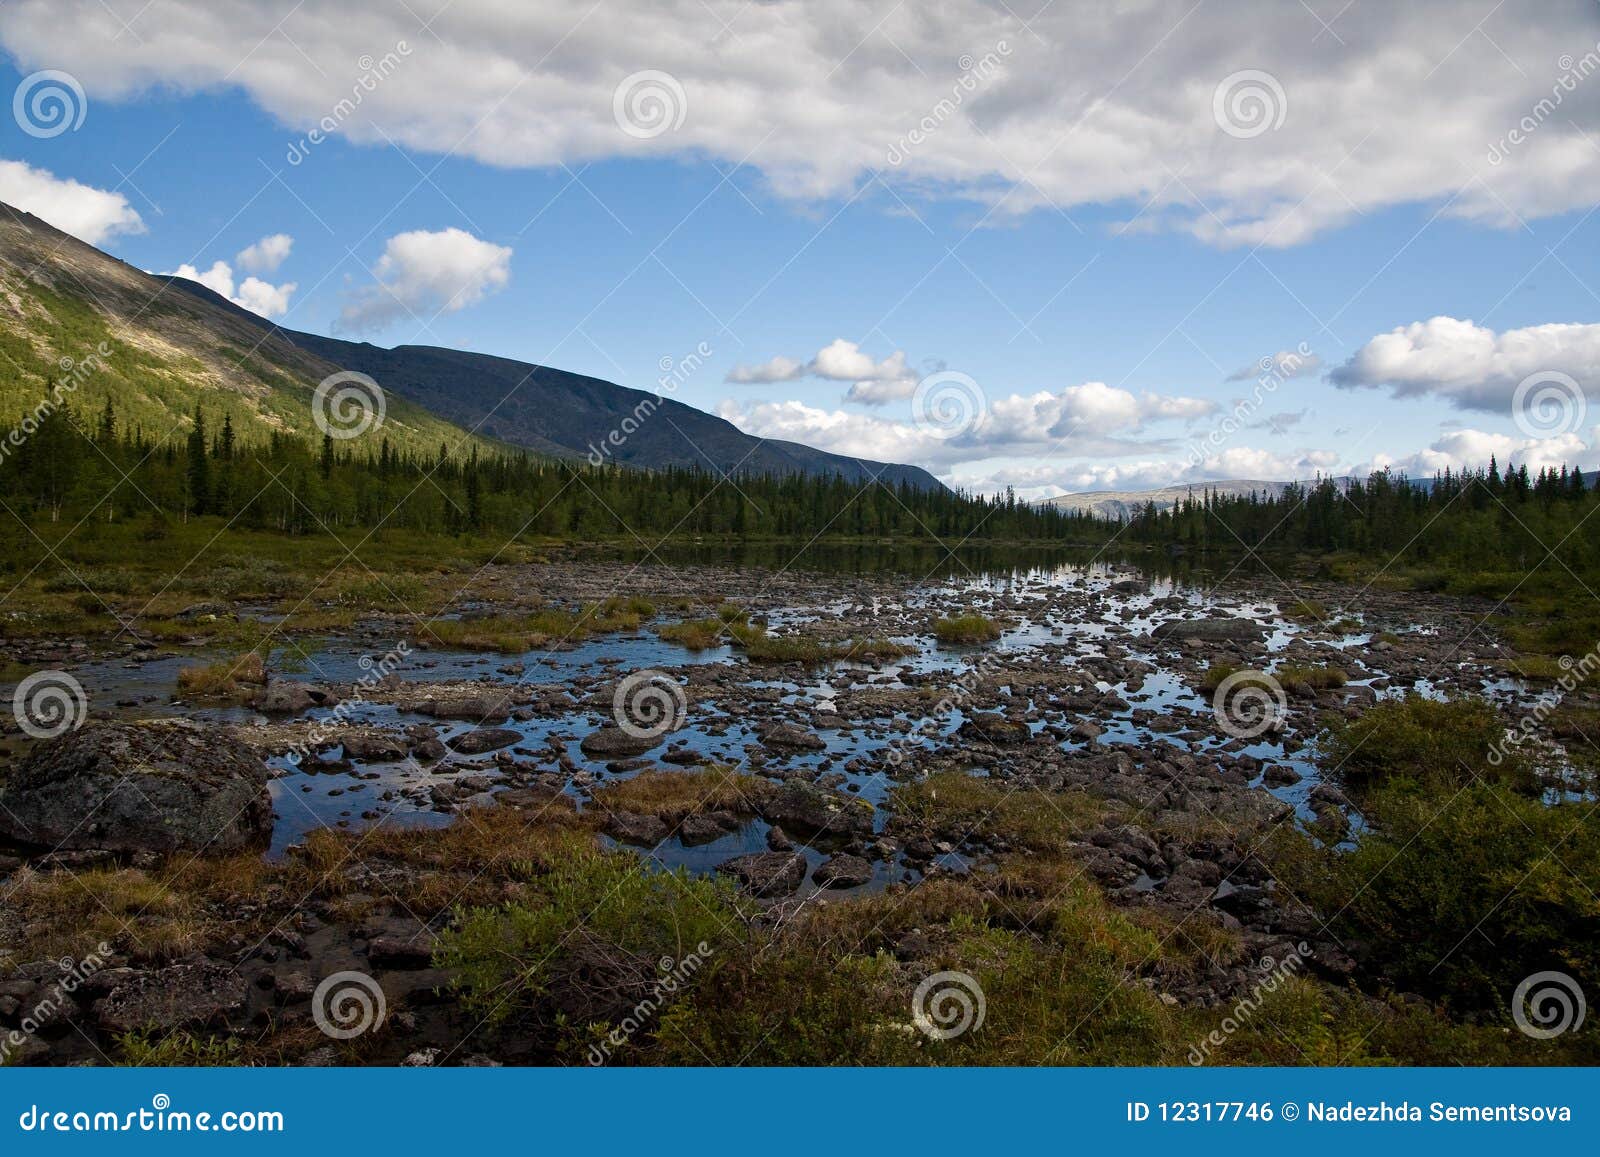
left=1150, top=618, right=1262, bottom=642
left=253, top=683, right=315, bottom=713
left=338, top=732, right=408, bottom=761
left=759, top=722, right=825, bottom=751
left=0, top=720, right=272, bottom=855
left=959, top=712, right=1030, bottom=744
left=447, top=727, right=521, bottom=755
left=814, top=853, right=873, bottom=889
left=604, top=811, right=669, bottom=845
left=94, top=961, right=248, bottom=1033
left=678, top=811, right=737, bottom=845
left=758, top=780, right=874, bottom=837
left=717, top=851, right=808, bottom=897
left=580, top=726, right=662, bottom=758
left=414, top=693, right=515, bottom=723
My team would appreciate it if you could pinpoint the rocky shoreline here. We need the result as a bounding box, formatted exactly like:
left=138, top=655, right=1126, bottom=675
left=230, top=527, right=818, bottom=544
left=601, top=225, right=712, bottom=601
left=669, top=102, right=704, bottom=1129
left=0, top=557, right=1569, bottom=1065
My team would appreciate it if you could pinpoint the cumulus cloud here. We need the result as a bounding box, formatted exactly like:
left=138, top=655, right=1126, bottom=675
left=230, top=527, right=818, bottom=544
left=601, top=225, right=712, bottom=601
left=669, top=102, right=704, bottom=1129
left=165, top=257, right=297, bottom=319
left=338, top=227, right=513, bottom=333
left=727, top=339, right=917, bottom=404
left=4, top=2, right=1596, bottom=246
left=952, top=448, right=1339, bottom=498
left=809, top=339, right=908, bottom=383
left=719, top=378, right=1215, bottom=473
left=236, top=232, right=292, bottom=273
left=1355, top=427, right=1600, bottom=479
left=1332, top=317, right=1600, bottom=411
left=0, top=158, right=143, bottom=244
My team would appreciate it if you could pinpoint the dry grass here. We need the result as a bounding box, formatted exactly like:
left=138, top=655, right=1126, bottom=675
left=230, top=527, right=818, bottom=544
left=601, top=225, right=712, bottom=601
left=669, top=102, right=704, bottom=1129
left=891, top=770, right=1111, bottom=853
left=175, top=652, right=266, bottom=699
left=590, top=768, right=768, bottom=820
left=933, top=614, right=1002, bottom=644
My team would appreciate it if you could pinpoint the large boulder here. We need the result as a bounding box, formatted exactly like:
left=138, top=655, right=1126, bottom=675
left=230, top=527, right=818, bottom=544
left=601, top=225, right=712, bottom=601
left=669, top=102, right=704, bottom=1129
left=757, top=780, right=875, bottom=838
left=0, top=720, right=273, bottom=855
left=717, top=851, right=808, bottom=897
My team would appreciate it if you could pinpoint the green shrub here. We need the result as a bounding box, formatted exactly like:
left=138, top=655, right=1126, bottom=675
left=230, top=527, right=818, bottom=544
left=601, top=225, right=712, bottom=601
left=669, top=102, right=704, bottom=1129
left=1321, top=694, right=1534, bottom=795
left=434, top=848, right=746, bottom=1046
left=933, top=614, right=1002, bottom=644
left=1285, top=785, right=1600, bottom=1013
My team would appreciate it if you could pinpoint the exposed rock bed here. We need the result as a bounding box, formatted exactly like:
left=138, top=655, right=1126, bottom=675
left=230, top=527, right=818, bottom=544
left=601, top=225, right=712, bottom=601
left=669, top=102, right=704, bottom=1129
left=0, top=555, right=1574, bottom=1064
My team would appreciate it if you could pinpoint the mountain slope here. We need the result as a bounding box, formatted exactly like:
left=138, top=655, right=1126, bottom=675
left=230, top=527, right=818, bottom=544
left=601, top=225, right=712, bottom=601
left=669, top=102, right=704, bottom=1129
left=0, top=203, right=499, bottom=459
left=0, top=201, right=943, bottom=490
left=251, top=323, right=942, bottom=490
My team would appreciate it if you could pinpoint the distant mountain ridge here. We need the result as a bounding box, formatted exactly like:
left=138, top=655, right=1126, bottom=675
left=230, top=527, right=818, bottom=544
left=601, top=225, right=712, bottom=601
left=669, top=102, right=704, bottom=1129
left=160, top=279, right=942, bottom=490
left=0, top=201, right=943, bottom=490
left=1041, top=478, right=1341, bottom=520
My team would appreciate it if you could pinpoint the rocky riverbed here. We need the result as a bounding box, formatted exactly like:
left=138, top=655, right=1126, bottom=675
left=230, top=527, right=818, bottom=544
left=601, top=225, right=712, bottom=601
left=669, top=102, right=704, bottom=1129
left=0, top=555, right=1576, bottom=1064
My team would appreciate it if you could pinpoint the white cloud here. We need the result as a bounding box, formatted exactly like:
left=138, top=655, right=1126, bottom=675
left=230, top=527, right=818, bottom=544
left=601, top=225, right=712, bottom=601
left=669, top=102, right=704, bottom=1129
left=728, top=338, right=922, bottom=406
left=719, top=378, right=1214, bottom=473
left=338, top=227, right=513, bottom=333
left=5, top=2, right=1595, bottom=246
left=1227, top=349, right=1323, bottom=382
left=1332, top=317, right=1600, bottom=411
left=0, top=158, right=143, bottom=244
left=809, top=339, right=907, bottom=383
left=236, top=232, right=292, bottom=273
left=166, top=257, right=296, bottom=319
left=1356, top=427, right=1599, bottom=479
left=726, top=355, right=806, bottom=384
left=949, top=445, right=1342, bottom=499
left=844, top=376, right=919, bottom=405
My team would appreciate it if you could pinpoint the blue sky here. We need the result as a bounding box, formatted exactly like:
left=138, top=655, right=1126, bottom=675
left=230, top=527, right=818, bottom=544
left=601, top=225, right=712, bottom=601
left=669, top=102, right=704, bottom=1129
left=3, top=1, right=1599, bottom=497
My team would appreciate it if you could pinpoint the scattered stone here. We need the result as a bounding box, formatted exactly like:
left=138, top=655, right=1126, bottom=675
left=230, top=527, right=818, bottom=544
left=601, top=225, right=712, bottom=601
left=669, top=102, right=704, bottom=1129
left=94, top=961, right=248, bottom=1033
